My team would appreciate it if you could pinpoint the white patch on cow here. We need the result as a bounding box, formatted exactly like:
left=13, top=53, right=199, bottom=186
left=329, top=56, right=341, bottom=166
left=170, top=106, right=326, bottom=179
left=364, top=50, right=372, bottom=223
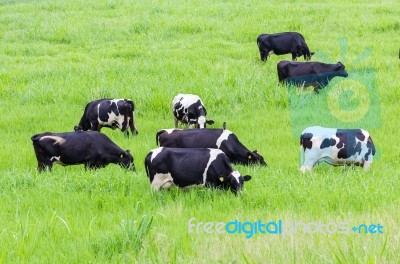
left=202, top=149, right=223, bottom=183
left=50, top=156, right=65, bottom=165
left=162, top=128, right=180, bottom=134
left=173, top=94, right=202, bottom=108
left=231, top=170, right=241, bottom=184
left=110, top=99, right=125, bottom=104
left=39, top=136, right=66, bottom=145
left=151, top=172, right=174, bottom=191
left=197, top=116, right=206, bottom=128
left=150, top=147, right=163, bottom=162
left=98, top=111, right=125, bottom=129
left=268, top=50, right=275, bottom=55
left=216, top=129, right=232, bottom=148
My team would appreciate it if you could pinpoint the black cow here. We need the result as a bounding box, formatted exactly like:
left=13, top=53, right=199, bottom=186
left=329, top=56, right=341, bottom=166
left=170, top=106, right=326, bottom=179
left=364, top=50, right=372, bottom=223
left=74, top=99, right=138, bottom=137
left=156, top=129, right=267, bottom=166
left=277, top=61, right=348, bottom=94
left=257, top=32, right=314, bottom=61
left=31, top=131, right=135, bottom=172
left=300, top=126, right=375, bottom=173
left=144, top=147, right=251, bottom=193
left=172, top=94, right=214, bottom=129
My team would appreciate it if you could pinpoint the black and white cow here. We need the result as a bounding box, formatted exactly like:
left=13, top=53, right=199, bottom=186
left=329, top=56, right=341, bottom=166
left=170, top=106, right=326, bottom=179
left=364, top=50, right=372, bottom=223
left=156, top=129, right=267, bottom=166
left=277, top=61, right=348, bottom=94
left=257, top=32, right=314, bottom=61
left=172, top=94, right=214, bottom=129
left=74, top=99, right=138, bottom=137
left=144, top=147, right=251, bottom=193
left=300, top=126, right=375, bottom=173
left=31, top=131, right=135, bottom=172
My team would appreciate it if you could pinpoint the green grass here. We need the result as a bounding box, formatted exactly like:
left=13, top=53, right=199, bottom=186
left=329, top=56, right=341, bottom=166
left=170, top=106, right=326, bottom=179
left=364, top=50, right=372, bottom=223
left=0, top=0, right=399, bottom=263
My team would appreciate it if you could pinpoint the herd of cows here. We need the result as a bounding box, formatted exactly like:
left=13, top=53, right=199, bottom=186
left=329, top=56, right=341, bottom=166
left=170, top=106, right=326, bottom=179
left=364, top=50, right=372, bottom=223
left=30, top=32, right=376, bottom=194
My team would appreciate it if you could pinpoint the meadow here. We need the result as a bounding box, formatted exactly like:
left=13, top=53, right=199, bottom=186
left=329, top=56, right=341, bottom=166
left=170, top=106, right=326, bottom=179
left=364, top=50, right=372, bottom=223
left=0, top=0, right=399, bottom=263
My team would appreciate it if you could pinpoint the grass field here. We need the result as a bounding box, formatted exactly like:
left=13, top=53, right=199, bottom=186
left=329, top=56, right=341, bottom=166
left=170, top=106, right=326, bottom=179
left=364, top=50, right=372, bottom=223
left=0, top=0, right=399, bottom=263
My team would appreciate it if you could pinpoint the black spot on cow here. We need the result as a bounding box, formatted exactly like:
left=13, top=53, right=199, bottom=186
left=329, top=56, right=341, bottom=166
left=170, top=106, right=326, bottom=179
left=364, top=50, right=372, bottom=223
left=336, top=129, right=364, bottom=159
left=300, top=133, right=313, bottom=150
left=320, top=138, right=337, bottom=149
left=364, top=136, right=376, bottom=161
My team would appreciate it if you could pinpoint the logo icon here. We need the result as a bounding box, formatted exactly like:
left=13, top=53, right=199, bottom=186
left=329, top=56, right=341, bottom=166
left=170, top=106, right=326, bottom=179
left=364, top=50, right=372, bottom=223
left=287, top=38, right=381, bottom=138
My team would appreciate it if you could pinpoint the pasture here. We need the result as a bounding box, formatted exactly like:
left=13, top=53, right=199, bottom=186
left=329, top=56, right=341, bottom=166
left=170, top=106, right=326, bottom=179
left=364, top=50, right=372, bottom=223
left=0, top=0, right=399, bottom=262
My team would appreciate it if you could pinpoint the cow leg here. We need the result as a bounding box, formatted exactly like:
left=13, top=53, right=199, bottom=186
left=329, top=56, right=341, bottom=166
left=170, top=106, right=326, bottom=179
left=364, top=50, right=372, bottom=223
left=85, top=162, right=100, bottom=170
left=129, top=118, right=138, bottom=136
left=313, top=84, right=320, bottom=94
left=91, top=122, right=100, bottom=131
left=291, top=53, right=298, bottom=61
left=123, top=129, right=129, bottom=139
left=174, top=117, right=179, bottom=128
left=37, top=161, right=52, bottom=172
left=300, top=165, right=313, bottom=173
left=300, top=150, right=318, bottom=173
left=363, top=161, right=372, bottom=171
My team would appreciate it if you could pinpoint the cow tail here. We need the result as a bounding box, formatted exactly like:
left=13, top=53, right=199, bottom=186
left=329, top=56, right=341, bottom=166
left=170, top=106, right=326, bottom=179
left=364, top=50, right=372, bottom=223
left=144, top=154, right=150, bottom=178
left=155, top=130, right=166, bottom=146
left=299, top=134, right=305, bottom=167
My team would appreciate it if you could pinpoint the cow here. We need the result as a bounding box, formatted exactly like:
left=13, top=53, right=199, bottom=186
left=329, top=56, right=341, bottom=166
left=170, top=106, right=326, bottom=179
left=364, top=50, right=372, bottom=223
left=172, top=94, right=214, bottom=129
left=144, top=147, right=252, bottom=193
left=74, top=99, right=138, bottom=137
left=31, top=131, right=135, bottom=172
left=156, top=129, right=267, bottom=166
left=257, top=32, right=314, bottom=61
left=277, top=61, right=348, bottom=94
left=300, top=126, right=375, bottom=173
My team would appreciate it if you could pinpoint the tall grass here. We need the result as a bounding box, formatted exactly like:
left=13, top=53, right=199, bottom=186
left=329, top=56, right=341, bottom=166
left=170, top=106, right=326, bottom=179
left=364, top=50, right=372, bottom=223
left=0, top=0, right=399, bottom=262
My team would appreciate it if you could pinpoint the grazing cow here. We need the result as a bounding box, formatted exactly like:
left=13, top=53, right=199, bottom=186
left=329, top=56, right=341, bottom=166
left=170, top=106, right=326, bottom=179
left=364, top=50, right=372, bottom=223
left=144, top=147, right=252, bottom=193
left=257, top=32, right=314, bottom=61
left=172, top=94, right=214, bottom=129
left=156, top=129, right=267, bottom=166
left=277, top=61, right=348, bottom=94
left=300, top=126, right=375, bottom=173
left=74, top=99, right=138, bottom=137
left=31, top=131, right=135, bottom=172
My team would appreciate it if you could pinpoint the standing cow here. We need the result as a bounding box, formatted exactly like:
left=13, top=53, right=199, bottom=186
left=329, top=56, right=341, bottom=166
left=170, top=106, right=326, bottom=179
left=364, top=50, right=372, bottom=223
left=172, top=94, right=214, bottom=129
left=156, top=129, right=267, bottom=166
left=257, top=32, right=314, bottom=61
left=300, top=126, right=375, bottom=173
left=277, top=61, right=348, bottom=94
left=144, top=147, right=251, bottom=193
left=74, top=99, right=138, bottom=137
left=32, top=131, right=135, bottom=172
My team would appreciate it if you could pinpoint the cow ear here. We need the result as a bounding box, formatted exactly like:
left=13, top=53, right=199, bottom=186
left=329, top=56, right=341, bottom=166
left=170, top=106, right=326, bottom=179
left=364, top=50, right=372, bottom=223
left=311, top=52, right=315, bottom=56
left=126, top=150, right=130, bottom=153
left=219, top=176, right=224, bottom=182
left=243, top=175, right=252, bottom=182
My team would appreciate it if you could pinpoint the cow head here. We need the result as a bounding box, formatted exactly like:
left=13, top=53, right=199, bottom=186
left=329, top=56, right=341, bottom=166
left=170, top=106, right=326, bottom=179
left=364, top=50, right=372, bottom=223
left=304, top=51, right=315, bottom=61
left=118, top=150, right=135, bottom=171
left=336, top=62, right=348, bottom=77
left=222, top=171, right=252, bottom=194
left=196, top=116, right=215, bottom=128
left=247, top=150, right=267, bottom=166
